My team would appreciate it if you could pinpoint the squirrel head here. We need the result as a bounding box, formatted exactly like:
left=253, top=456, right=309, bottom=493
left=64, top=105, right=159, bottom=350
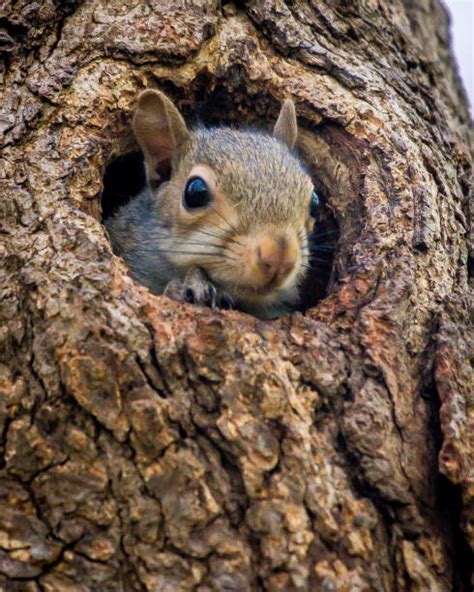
left=133, top=89, right=319, bottom=314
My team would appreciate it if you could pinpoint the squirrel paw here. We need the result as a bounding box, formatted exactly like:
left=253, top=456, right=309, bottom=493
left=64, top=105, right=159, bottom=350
left=164, top=269, right=234, bottom=311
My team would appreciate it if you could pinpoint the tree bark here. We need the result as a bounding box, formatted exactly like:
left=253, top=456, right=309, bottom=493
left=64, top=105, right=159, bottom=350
left=0, top=1, right=472, bottom=590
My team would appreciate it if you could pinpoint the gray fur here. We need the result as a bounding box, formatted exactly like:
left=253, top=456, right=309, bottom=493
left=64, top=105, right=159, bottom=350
left=106, top=187, right=180, bottom=293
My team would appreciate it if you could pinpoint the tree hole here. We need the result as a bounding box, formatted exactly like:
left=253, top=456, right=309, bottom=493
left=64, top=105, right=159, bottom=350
left=99, top=89, right=361, bottom=317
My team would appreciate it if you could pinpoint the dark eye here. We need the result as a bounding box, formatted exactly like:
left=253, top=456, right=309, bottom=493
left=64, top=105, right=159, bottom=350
left=310, top=190, right=320, bottom=218
left=183, top=177, right=212, bottom=210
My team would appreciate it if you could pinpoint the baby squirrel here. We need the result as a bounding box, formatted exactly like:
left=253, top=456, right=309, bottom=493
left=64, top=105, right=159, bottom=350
left=106, top=89, right=321, bottom=319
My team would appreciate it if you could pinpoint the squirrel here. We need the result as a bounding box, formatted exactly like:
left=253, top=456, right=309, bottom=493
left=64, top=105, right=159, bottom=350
left=105, top=89, right=322, bottom=319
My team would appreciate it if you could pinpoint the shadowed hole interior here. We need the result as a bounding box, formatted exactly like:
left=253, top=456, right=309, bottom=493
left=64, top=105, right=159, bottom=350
left=101, top=151, right=146, bottom=220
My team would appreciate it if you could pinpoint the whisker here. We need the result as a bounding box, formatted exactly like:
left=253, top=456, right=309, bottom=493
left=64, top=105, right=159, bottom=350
left=301, top=249, right=333, bottom=259
left=308, top=257, right=333, bottom=264
left=214, top=254, right=239, bottom=263
left=138, top=226, right=243, bottom=252
left=312, top=229, right=340, bottom=239
left=173, top=224, right=225, bottom=241
left=303, top=246, right=335, bottom=255
left=211, top=206, right=241, bottom=237
left=174, top=223, right=245, bottom=248
left=195, top=228, right=244, bottom=249
left=168, top=239, right=223, bottom=249
left=137, top=222, right=243, bottom=249
left=307, top=243, right=335, bottom=249
left=157, top=249, right=235, bottom=259
left=308, top=235, right=338, bottom=242
left=308, top=237, right=338, bottom=245
left=308, top=248, right=337, bottom=254
left=147, top=235, right=226, bottom=251
left=207, top=263, right=236, bottom=273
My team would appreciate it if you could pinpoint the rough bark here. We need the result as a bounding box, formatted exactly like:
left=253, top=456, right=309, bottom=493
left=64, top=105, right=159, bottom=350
left=0, top=1, right=472, bottom=590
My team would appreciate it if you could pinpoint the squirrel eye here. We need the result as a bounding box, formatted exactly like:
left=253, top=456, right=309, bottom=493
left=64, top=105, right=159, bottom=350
left=310, top=190, right=320, bottom=218
left=183, top=177, right=211, bottom=210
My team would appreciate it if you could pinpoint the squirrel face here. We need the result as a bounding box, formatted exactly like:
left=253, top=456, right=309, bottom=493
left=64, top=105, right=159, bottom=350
left=132, top=89, right=317, bottom=314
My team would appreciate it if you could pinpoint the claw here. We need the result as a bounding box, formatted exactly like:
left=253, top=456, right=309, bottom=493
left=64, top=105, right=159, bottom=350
left=207, top=285, right=218, bottom=308
left=220, top=294, right=234, bottom=310
left=164, top=270, right=232, bottom=312
left=184, top=288, right=195, bottom=303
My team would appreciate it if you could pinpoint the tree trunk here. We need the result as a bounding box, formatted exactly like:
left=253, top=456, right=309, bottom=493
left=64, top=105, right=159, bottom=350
left=0, top=1, right=472, bottom=590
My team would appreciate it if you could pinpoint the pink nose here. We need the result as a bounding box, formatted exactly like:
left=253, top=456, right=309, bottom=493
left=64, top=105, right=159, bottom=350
left=256, top=236, right=296, bottom=284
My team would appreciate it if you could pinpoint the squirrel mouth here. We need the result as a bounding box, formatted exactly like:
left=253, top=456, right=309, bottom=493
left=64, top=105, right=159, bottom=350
left=253, top=283, right=278, bottom=296
left=244, top=278, right=283, bottom=297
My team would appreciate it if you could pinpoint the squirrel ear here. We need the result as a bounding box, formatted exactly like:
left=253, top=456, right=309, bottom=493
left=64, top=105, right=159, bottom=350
left=133, top=89, right=190, bottom=182
left=273, top=99, right=298, bottom=149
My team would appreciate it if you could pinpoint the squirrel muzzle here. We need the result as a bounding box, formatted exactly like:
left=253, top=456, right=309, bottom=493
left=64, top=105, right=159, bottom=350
left=234, top=230, right=301, bottom=295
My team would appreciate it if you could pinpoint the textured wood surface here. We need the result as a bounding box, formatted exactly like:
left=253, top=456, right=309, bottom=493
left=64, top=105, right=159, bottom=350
left=0, top=1, right=472, bottom=590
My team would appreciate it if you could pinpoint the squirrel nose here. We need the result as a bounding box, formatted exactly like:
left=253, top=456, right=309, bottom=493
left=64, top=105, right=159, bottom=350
left=256, top=236, right=296, bottom=284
